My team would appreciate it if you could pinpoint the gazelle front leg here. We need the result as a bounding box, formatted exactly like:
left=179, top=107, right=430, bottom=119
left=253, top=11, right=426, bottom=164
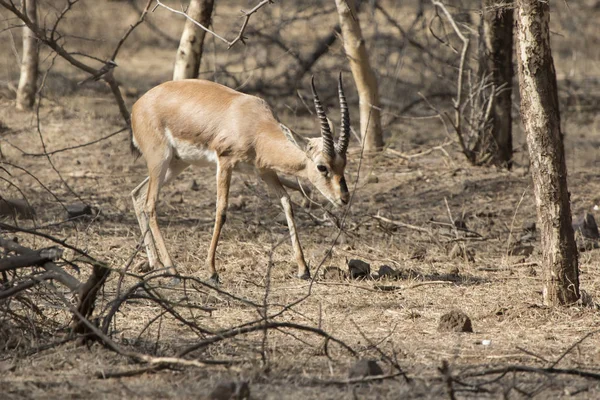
left=261, top=171, right=310, bottom=280
left=206, top=161, right=233, bottom=283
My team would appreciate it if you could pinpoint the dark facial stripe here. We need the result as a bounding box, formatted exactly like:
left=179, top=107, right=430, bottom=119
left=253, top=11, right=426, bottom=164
left=339, top=176, right=348, bottom=194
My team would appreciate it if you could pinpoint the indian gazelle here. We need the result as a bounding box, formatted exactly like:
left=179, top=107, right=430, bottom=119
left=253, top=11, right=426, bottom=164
left=130, top=74, right=350, bottom=283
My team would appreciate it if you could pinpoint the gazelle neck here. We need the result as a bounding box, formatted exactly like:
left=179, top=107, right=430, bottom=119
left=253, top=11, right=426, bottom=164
left=255, top=130, right=311, bottom=179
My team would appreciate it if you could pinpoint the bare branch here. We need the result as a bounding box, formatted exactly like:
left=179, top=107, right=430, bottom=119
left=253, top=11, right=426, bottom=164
left=155, top=0, right=274, bottom=48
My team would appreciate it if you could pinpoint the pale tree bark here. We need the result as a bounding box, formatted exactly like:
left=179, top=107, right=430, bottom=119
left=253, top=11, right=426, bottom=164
left=516, top=0, right=579, bottom=305
left=335, top=0, right=383, bottom=152
left=15, top=0, right=38, bottom=110
left=173, top=0, right=215, bottom=80
left=478, top=0, right=513, bottom=168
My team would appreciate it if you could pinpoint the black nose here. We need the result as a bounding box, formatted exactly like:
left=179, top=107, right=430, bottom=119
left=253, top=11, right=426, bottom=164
left=339, top=177, right=349, bottom=205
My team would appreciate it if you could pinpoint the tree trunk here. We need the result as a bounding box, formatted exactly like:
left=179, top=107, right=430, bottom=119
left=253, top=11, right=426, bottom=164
left=478, top=0, right=513, bottom=168
left=15, top=0, right=38, bottom=110
left=335, top=0, right=383, bottom=152
left=172, top=0, right=214, bottom=80
left=516, top=0, right=579, bottom=305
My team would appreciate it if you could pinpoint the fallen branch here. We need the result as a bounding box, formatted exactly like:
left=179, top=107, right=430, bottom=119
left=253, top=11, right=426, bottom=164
left=0, top=246, right=62, bottom=272
left=0, top=237, right=80, bottom=291
left=463, top=365, right=600, bottom=381
left=373, top=214, right=431, bottom=234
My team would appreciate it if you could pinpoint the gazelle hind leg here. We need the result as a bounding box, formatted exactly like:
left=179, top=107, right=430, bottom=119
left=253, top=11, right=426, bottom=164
left=139, top=157, right=189, bottom=275
left=261, top=171, right=310, bottom=279
left=132, top=177, right=159, bottom=269
left=132, top=160, right=189, bottom=271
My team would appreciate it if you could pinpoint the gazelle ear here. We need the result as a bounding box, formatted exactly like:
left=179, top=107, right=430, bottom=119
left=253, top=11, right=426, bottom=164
left=280, top=123, right=308, bottom=150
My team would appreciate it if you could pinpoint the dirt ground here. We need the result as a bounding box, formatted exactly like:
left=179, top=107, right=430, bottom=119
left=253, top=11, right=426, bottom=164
left=2, top=1, right=600, bottom=399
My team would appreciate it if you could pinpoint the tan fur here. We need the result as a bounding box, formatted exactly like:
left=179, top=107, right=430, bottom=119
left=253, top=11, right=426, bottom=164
left=130, top=79, right=349, bottom=281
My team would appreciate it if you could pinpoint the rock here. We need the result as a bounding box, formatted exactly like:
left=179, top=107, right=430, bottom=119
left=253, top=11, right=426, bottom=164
left=208, top=380, right=250, bottom=400
left=348, top=359, right=384, bottom=379
left=438, top=310, right=473, bottom=333
left=378, top=265, right=397, bottom=279
left=0, top=198, right=35, bottom=220
left=367, top=175, right=379, bottom=184
left=321, top=266, right=346, bottom=280
left=66, top=203, right=94, bottom=219
left=573, top=212, right=599, bottom=239
left=347, top=259, right=370, bottom=279
left=66, top=203, right=89, bottom=218
left=191, top=179, right=200, bottom=191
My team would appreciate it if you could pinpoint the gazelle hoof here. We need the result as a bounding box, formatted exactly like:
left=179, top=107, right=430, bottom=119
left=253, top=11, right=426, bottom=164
left=298, top=271, right=311, bottom=280
left=208, top=273, right=220, bottom=285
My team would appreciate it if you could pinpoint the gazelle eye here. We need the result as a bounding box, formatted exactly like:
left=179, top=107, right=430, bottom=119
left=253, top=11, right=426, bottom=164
left=317, top=165, right=328, bottom=174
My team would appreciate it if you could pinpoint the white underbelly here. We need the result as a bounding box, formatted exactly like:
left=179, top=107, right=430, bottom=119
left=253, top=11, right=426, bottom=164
left=165, top=128, right=257, bottom=173
left=166, top=128, right=218, bottom=167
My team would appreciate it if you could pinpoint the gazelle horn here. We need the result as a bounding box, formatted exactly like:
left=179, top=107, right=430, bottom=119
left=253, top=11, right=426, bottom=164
left=311, top=76, right=335, bottom=159
left=336, top=72, right=350, bottom=155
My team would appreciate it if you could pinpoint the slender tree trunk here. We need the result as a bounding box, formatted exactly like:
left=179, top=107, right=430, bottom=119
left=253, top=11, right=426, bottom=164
left=478, top=0, right=513, bottom=168
left=15, top=0, right=38, bottom=110
left=516, top=0, right=579, bottom=305
left=335, top=0, right=383, bottom=152
left=172, top=0, right=214, bottom=80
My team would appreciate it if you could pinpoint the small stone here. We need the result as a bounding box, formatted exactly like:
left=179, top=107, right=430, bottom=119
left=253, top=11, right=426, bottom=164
left=378, top=265, right=397, bottom=279
left=0, top=198, right=35, bottom=220
left=208, top=380, right=250, bottom=400
left=348, top=259, right=370, bottom=279
left=66, top=203, right=94, bottom=219
left=321, top=266, right=346, bottom=280
left=191, top=179, right=200, bottom=191
left=348, top=359, right=384, bottom=379
left=367, top=175, right=379, bottom=184
left=438, top=310, right=473, bottom=333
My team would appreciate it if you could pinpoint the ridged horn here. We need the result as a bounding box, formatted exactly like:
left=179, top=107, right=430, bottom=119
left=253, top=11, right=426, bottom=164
left=311, top=76, right=335, bottom=159
left=336, top=72, right=350, bottom=155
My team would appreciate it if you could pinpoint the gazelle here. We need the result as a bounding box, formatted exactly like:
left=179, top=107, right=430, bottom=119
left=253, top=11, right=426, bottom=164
left=130, top=74, right=350, bottom=283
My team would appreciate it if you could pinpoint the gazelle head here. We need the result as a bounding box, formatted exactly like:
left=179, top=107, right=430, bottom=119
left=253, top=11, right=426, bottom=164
left=301, top=74, right=351, bottom=207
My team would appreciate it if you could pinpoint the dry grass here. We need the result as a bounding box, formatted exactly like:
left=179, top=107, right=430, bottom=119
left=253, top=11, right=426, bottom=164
left=2, top=1, right=600, bottom=398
